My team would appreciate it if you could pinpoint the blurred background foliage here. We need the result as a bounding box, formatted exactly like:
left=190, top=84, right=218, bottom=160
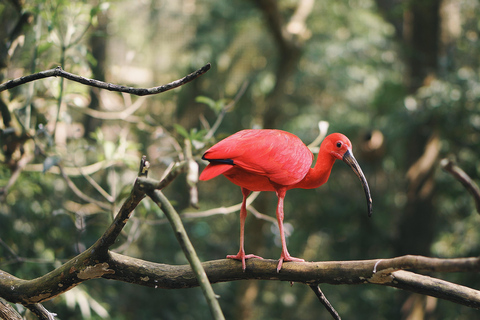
left=1, top=0, right=480, bottom=319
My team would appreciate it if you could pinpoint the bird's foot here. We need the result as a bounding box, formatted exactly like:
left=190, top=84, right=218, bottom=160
left=227, top=253, right=263, bottom=271
left=276, top=254, right=305, bottom=273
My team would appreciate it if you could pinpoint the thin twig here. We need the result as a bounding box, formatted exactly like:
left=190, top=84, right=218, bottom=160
left=143, top=192, right=270, bottom=227
left=142, top=193, right=283, bottom=235
left=247, top=205, right=279, bottom=225
left=25, top=159, right=123, bottom=177
left=140, top=161, right=189, bottom=190
left=441, top=158, right=480, bottom=214
left=70, top=96, right=147, bottom=121
left=0, top=153, right=33, bottom=199
left=57, top=164, right=111, bottom=211
left=148, top=190, right=225, bottom=320
left=204, top=80, right=249, bottom=140
left=25, top=304, right=57, bottom=320
left=182, top=192, right=260, bottom=219
left=0, top=64, right=211, bottom=95
left=309, top=285, right=341, bottom=320
left=307, top=121, right=329, bottom=152
left=0, top=238, right=20, bottom=263
left=79, top=167, right=115, bottom=203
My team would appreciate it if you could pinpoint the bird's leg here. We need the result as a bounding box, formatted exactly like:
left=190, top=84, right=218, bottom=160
left=227, top=188, right=263, bottom=271
left=275, top=188, right=305, bottom=272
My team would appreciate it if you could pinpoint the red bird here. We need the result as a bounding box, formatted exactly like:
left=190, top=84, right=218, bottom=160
left=199, top=129, right=372, bottom=272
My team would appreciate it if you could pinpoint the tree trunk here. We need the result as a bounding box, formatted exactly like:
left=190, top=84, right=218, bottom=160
left=84, top=10, right=108, bottom=138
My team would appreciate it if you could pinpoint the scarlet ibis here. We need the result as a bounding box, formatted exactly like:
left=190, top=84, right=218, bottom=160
left=199, top=129, right=372, bottom=272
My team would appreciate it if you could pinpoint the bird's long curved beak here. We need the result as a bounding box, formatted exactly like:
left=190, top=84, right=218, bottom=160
left=342, top=150, right=373, bottom=217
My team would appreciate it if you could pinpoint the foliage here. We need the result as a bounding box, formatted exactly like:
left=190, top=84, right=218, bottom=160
left=1, top=0, right=480, bottom=319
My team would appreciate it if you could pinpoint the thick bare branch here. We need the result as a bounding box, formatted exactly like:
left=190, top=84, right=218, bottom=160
left=385, top=270, right=480, bottom=309
left=100, top=254, right=480, bottom=287
left=0, top=63, right=211, bottom=95
left=102, top=254, right=480, bottom=309
left=371, top=255, right=480, bottom=274
left=0, top=249, right=113, bottom=305
left=93, top=176, right=146, bottom=254
left=2, top=245, right=480, bottom=309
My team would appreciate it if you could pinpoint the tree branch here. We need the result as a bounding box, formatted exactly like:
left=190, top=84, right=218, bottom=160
left=57, top=163, right=112, bottom=211
left=147, top=190, right=225, bottom=320
left=441, top=158, right=480, bottom=214
left=385, top=270, right=480, bottom=309
left=0, top=298, right=22, bottom=320
left=24, top=159, right=124, bottom=177
left=93, top=170, right=147, bottom=254
left=70, top=96, right=147, bottom=122
left=0, top=63, right=211, bottom=95
left=25, top=304, right=57, bottom=320
left=2, top=235, right=480, bottom=308
left=0, top=153, right=33, bottom=200
left=2, top=156, right=480, bottom=316
left=253, top=0, right=309, bottom=128
left=103, top=254, right=480, bottom=310
left=203, top=80, right=249, bottom=141
left=104, top=254, right=480, bottom=309
left=309, top=285, right=341, bottom=320
left=135, top=157, right=223, bottom=319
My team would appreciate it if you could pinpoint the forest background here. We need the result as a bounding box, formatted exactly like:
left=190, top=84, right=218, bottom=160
left=1, top=0, right=480, bottom=319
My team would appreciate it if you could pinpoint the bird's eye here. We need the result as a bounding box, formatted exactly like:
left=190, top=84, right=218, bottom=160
left=336, top=142, right=342, bottom=148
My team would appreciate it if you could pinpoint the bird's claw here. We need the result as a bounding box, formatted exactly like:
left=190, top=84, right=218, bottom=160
left=276, top=255, right=305, bottom=273
left=227, top=253, right=264, bottom=271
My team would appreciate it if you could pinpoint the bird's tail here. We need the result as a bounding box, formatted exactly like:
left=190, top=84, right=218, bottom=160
left=199, top=163, right=232, bottom=181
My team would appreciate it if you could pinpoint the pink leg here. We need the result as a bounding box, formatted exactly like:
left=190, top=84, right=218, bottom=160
left=275, top=188, right=304, bottom=272
left=227, top=188, right=263, bottom=271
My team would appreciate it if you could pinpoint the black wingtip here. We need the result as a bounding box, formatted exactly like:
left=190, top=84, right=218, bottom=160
left=201, top=155, right=234, bottom=165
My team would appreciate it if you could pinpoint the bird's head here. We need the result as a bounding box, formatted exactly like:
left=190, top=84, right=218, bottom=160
left=322, top=133, right=373, bottom=217
left=322, top=133, right=353, bottom=160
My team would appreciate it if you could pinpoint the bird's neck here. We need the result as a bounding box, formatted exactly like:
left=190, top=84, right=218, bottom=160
left=291, top=149, right=336, bottom=190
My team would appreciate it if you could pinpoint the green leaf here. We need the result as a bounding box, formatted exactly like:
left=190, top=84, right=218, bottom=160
left=37, top=42, right=54, bottom=57
left=195, top=96, right=216, bottom=109
left=174, top=124, right=190, bottom=139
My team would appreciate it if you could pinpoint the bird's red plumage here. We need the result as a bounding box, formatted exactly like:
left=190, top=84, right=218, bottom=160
left=198, top=163, right=232, bottom=181
left=199, top=129, right=372, bottom=272
left=200, top=129, right=314, bottom=189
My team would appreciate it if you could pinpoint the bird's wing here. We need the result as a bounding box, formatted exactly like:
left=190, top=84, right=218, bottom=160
left=202, top=130, right=313, bottom=185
